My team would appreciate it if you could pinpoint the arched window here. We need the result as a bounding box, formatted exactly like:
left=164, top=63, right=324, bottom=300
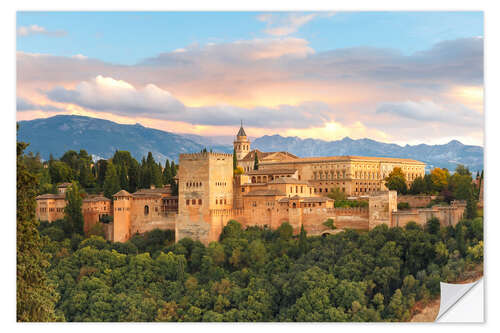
left=198, top=199, right=202, bottom=205
left=186, top=200, right=189, bottom=206
left=192, top=199, right=196, bottom=205
left=292, top=202, right=297, bottom=208
left=144, top=205, right=149, bottom=215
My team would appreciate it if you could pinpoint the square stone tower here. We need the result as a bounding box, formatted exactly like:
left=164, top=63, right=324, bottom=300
left=176, top=152, right=234, bottom=244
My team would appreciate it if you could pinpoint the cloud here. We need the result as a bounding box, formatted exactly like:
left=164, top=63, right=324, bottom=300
left=257, top=13, right=318, bottom=36
left=17, top=97, right=64, bottom=112
left=45, top=75, right=332, bottom=128
left=46, top=75, right=185, bottom=116
left=71, top=54, right=88, bottom=60
left=17, top=25, right=67, bottom=37
left=16, top=36, right=483, bottom=144
left=375, top=100, right=482, bottom=127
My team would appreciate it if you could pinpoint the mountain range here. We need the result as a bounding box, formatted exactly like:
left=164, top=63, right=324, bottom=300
left=17, top=115, right=484, bottom=172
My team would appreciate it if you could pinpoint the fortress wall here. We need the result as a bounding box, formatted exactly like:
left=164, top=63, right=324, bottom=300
left=82, top=200, right=112, bottom=235
left=369, top=191, right=398, bottom=229
left=392, top=210, right=428, bottom=227
left=176, top=210, right=212, bottom=244
left=129, top=196, right=166, bottom=232
left=391, top=203, right=466, bottom=228
left=83, top=210, right=100, bottom=234
left=397, top=195, right=435, bottom=208
left=130, top=212, right=177, bottom=235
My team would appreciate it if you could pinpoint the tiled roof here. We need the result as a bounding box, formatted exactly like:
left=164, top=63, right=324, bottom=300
left=243, top=189, right=285, bottom=196
left=133, top=187, right=172, bottom=195
left=240, top=149, right=273, bottom=161
left=267, top=155, right=425, bottom=164
left=246, top=168, right=297, bottom=175
left=278, top=196, right=331, bottom=203
left=36, top=193, right=65, bottom=200
left=83, top=195, right=111, bottom=202
left=113, top=189, right=132, bottom=197
left=268, top=177, right=310, bottom=185
left=237, top=126, right=247, bottom=137
left=302, top=197, right=332, bottom=203
left=132, top=193, right=163, bottom=198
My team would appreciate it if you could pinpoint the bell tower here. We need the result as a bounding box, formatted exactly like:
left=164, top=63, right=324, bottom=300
left=233, top=121, right=250, bottom=161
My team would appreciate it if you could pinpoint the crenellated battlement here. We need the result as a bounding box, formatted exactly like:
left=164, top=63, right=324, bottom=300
left=179, top=152, right=233, bottom=160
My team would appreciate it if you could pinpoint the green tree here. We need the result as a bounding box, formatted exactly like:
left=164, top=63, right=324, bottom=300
left=64, top=182, right=84, bottom=235
left=298, top=225, right=308, bottom=255
left=48, top=160, right=73, bottom=184
left=233, top=148, right=237, bottom=171
left=409, top=176, right=426, bottom=194
left=455, top=164, right=471, bottom=176
left=425, top=217, right=441, bottom=235
left=254, top=153, right=259, bottom=170
left=327, top=188, right=347, bottom=201
left=17, top=138, right=59, bottom=321
left=466, top=198, right=478, bottom=219
left=385, top=168, right=408, bottom=194
left=103, top=163, right=120, bottom=198
left=277, top=222, right=293, bottom=240
left=163, top=159, right=172, bottom=185
left=128, top=160, right=139, bottom=193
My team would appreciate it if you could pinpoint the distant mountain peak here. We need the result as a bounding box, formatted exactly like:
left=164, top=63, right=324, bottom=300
left=17, top=115, right=483, bottom=171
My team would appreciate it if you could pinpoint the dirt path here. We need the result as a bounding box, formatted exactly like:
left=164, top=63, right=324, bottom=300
left=409, top=270, right=483, bottom=322
left=410, top=298, right=441, bottom=322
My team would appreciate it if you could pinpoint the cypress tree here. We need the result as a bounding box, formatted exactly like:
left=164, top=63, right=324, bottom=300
left=170, top=160, right=177, bottom=177
left=103, top=163, right=120, bottom=198
left=128, top=161, right=139, bottom=193
left=64, top=182, right=84, bottom=235
left=17, top=138, right=59, bottom=321
left=299, top=225, right=308, bottom=255
left=163, top=159, right=172, bottom=184
left=254, top=152, right=259, bottom=170
left=233, top=148, right=237, bottom=170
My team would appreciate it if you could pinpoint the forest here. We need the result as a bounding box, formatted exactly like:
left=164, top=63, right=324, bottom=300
left=17, top=139, right=483, bottom=322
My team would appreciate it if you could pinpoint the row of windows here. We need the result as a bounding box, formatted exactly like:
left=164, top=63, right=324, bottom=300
left=215, top=199, right=227, bottom=205
left=250, top=175, right=290, bottom=183
left=355, top=188, right=376, bottom=193
left=186, top=199, right=202, bottom=206
left=39, top=207, right=64, bottom=213
left=186, top=182, right=202, bottom=188
left=315, top=187, right=345, bottom=193
left=236, top=144, right=249, bottom=150
left=313, top=171, right=346, bottom=180
left=289, top=186, right=313, bottom=195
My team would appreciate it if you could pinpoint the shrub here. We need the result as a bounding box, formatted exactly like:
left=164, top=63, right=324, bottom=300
left=397, top=202, right=410, bottom=210
left=323, top=218, right=336, bottom=230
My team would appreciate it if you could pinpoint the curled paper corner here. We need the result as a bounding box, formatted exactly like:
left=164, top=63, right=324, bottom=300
left=435, top=277, right=483, bottom=322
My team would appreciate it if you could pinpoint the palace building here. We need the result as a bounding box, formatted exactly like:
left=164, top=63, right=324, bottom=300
left=36, top=124, right=465, bottom=245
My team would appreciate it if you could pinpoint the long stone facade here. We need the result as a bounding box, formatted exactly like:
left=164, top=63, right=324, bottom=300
left=35, top=125, right=467, bottom=245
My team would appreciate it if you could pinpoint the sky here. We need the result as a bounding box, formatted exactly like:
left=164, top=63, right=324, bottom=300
left=16, top=11, right=484, bottom=146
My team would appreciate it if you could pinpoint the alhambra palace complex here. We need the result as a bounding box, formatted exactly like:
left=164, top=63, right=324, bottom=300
left=36, top=125, right=467, bottom=245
